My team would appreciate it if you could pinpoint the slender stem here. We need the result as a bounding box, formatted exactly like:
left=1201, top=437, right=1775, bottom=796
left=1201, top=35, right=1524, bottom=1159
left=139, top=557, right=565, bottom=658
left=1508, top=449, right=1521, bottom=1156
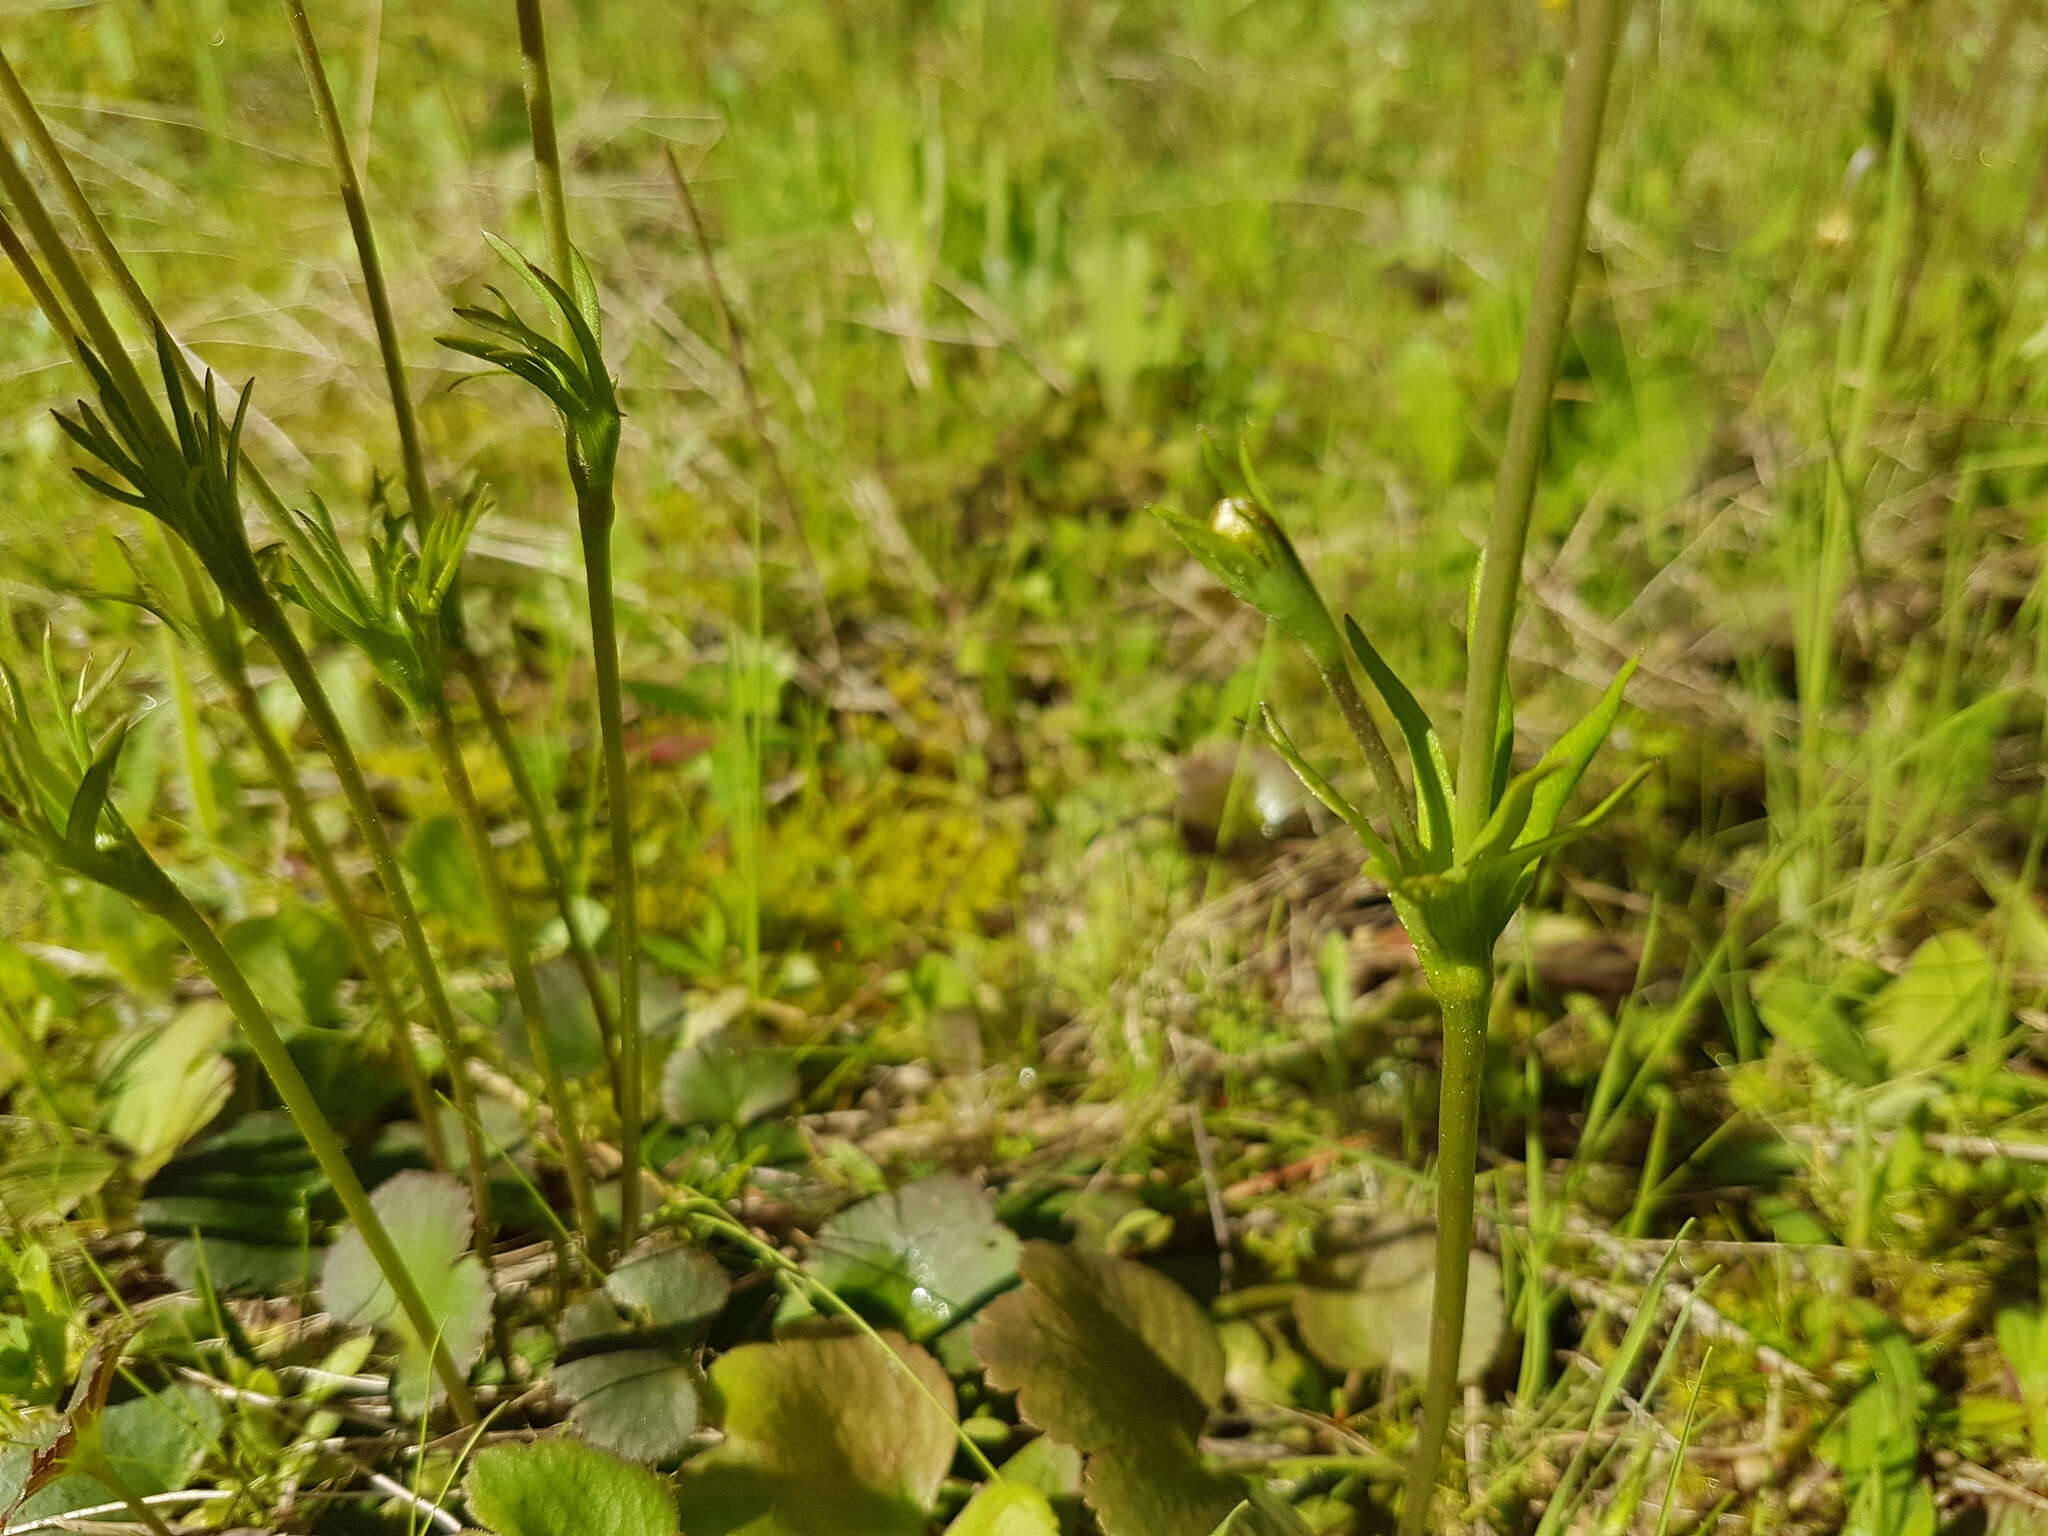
left=219, top=653, right=477, bottom=1185
left=661, top=148, right=838, bottom=666
left=1451, top=0, right=1630, bottom=842
left=579, top=511, right=643, bottom=1250
left=511, top=0, right=575, bottom=290
left=149, top=884, right=480, bottom=1423
left=244, top=602, right=488, bottom=1192
left=452, top=642, right=619, bottom=1088
left=1398, top=967, right=1491, bottom=1536
left=416, top=691, right=602, bottom=1255
left=1316, top=655, right=1419, bottom=859
left=280, top=0, right=434, bottom=527
left=505, top=0, right=641, bottom=1251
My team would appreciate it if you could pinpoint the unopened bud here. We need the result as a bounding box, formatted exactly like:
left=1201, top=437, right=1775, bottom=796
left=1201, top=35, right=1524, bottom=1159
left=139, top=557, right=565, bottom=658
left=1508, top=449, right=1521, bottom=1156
left=1157, top=497, right=1342, bottom=670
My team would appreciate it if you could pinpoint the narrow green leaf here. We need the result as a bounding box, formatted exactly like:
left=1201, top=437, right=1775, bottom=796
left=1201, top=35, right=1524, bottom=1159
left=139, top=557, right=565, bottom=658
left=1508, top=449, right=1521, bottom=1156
left=1520, top=656, right=1640, bottom=845
left=1342, top=616, right=1452, bottom=859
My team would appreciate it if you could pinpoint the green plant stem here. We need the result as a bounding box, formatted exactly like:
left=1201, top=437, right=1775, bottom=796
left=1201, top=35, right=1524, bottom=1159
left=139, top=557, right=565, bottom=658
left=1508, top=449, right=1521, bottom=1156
left=511, top=0, right=575, bottom=289
left=244, top=602, right=487, bottom=1190
left=508, top=0, right=643, bottom=1254
left=1451, top=0, right=1630, bottom=843
left=1317, top=656, right=1419, bottom=857
left=1398, top=966, right=1491, bottom=1536
left=579, top=508, right=644, bottom=1250
left=280, top=0, right=434, bottom=528
left=220, top=652, right=490, bottom=1192
left=416, top=691, right=602, bottom=1255
left=452, top=644, right=618, bottom=1081
left=146, top=880, right=480, bottom=1423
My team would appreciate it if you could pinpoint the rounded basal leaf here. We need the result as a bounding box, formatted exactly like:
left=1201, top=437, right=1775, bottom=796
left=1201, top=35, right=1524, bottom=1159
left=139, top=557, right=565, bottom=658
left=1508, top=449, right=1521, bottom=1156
left=973, top=1242, right=1242, bottom=1536
left=803, top=1175, right=1020, bottom=1340
left=659, top=1026, right=799, bottom=1128
left=1292, top=1219, right=1503, bottom=1382
left=945, top=1482, right=1062, bottom=1536
left=464, top=1439, right=677, bottom=1536
left=552, top=1246, right=729, bottom=1463
left=681, top=1331, right=956, bottom=1536
left=320, top=1171, right=491, bottom=1414
left=144, top=1112, right=324, bottom=1294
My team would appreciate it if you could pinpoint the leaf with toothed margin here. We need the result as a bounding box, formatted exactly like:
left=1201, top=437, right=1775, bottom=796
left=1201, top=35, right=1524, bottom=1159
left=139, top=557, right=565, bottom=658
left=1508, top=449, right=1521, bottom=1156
left=320, top=1171, right=490, bottom=1416
left=973, top=1242, right=1243, bottom=1536
left=464, top=1440, right=677, bottom=1536
left=799, top=1176, right=1020, bottom=1341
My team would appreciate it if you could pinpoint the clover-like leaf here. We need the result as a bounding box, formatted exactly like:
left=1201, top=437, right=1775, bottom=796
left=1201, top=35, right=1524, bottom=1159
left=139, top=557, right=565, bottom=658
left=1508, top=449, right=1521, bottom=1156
left=681, top=1331, right=957, bottom=1536
left=320, top=1171, right=491, bottom=1414
left=974, top=1242, right=1243, bottom=1536
left=1292, top=1218, right=1503, bottom=1383
left=464, top=1439, right=678, bottom=1536
left=801, top=1176, right=1020, bottom=1341
left=553, top=1244, right=729, bottom=1462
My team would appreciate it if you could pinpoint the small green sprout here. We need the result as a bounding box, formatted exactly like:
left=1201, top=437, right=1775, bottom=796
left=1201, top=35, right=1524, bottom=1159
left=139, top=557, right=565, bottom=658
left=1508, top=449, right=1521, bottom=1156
left=264, top=479, right=488, bottom=709
left=53, top=329, right=269, bottom=615
left=438, top=234, right=620, bottom=515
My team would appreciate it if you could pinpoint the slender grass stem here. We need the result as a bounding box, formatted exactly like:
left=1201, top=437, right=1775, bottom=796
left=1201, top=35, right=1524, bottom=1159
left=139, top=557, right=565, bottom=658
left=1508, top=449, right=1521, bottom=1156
left=511, top=0, right=575, bottom=289
left=506, top=0, right=644, bottom=1251
left=578, top=508, right=644, bottom=1249
left=218, top=651, right=478, bottom=1184
left=244, top=600, right=492, bottom=1204
left=146, top=881, right=480, bottom=1423
left=416, top=691, right=602, bottom=1256
left=280, top=0, right=434, bottom=527
left=451, top=642, right=619, bottom=1086
left=1451, top=0, right=1630, bottom=843
left=1398, top=966, right=1490, bottom=1536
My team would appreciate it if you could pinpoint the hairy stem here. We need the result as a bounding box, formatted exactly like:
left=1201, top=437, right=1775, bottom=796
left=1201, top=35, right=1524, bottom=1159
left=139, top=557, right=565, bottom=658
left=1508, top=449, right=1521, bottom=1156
left=149, top=882, right=480, bottom=1422
left=1451, top=0, right=1630, bottom=841
left=1398, top=967, right=1491, bottom=1536
left=417, top=690, right=602, bottom=1255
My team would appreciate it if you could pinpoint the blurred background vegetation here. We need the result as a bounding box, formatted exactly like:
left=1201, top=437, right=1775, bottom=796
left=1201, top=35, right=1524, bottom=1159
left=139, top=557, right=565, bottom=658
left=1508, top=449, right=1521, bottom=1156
left=8, top=0, right=2048, bottom=1528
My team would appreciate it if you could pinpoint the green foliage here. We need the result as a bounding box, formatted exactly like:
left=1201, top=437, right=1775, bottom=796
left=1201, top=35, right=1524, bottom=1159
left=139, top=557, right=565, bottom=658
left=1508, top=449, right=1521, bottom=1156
left=945, top=1482, right=1064, bottom=1536
left=439, top=236, right=619, bottom=508
left=682, top=1331, right=958, bottom=1536
left=100, top=1002, right=233, bottom=1177
left=799, top=1175, right=1021, bottom=1341
left=1292, top=1220, right=1505, bottom=1382
left=552, top=1244, right=729, bottom=1463
left=320, top=1171, right=491, bottom=1414
left=974, top=1241, right=1243, bottom=1536
left=464, top=1439, right=678, bottom=1536
left=660, top=1023, right=799, bottom=1128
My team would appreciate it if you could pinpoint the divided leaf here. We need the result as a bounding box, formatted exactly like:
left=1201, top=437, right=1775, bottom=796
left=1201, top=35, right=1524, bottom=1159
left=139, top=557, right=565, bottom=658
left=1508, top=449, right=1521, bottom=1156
left=320, top=1171, right=491, bottom=1414
left=973, top=1241, right=1242, bottom=1536
left=682, top=1331, right=957, bottom=1536
left=464, top=1439, right=677, bottom=1536
left=802, top=1175, right=1021, bottom=1340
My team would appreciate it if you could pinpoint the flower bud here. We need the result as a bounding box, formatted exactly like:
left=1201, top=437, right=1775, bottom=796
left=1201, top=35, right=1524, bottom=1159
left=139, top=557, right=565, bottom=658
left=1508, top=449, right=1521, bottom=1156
left=1156, top=497, right=1343, bottom=671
